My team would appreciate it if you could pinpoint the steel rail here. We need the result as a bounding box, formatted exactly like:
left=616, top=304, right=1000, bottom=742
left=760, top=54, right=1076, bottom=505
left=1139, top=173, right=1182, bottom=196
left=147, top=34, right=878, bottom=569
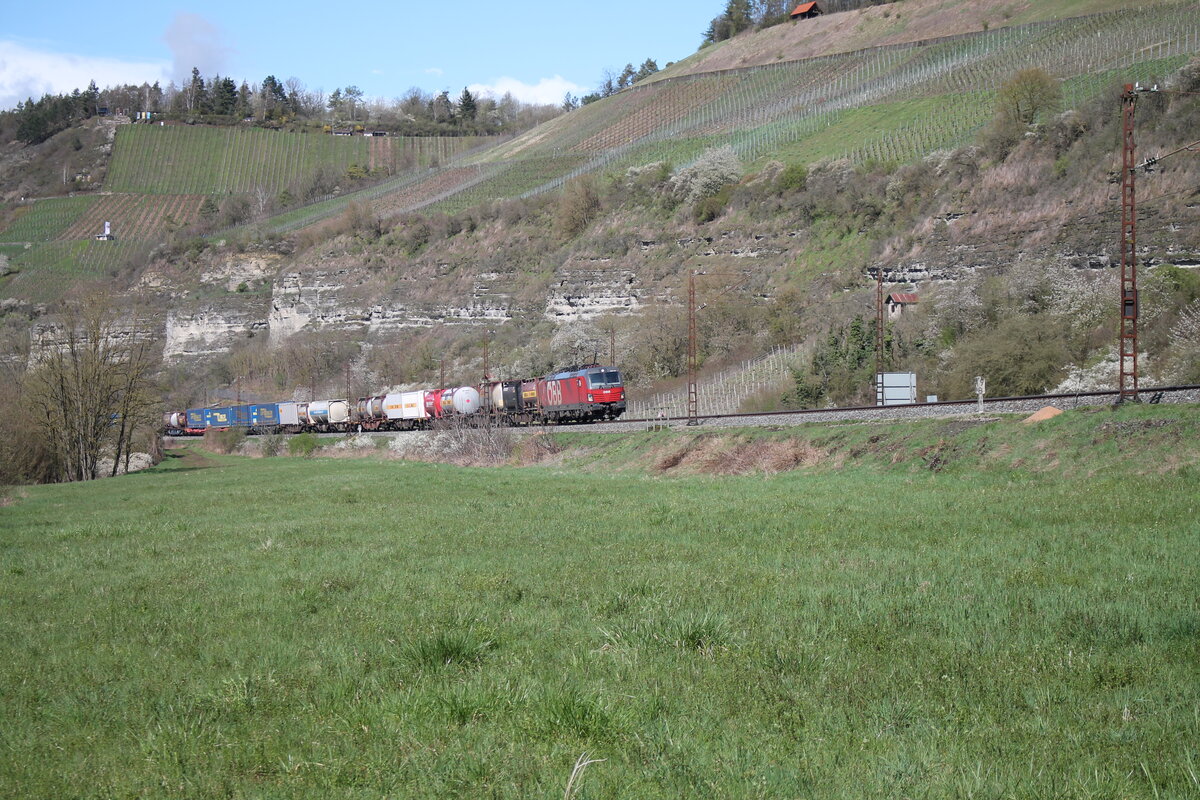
left=595, top=384, right=1200, bottom=426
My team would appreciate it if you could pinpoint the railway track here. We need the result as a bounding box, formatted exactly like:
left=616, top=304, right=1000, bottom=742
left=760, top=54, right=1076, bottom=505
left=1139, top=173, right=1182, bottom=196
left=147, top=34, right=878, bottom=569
left=164, top=385, right=1199, bottom=445
left=592, top=384, right=1200, bottom=434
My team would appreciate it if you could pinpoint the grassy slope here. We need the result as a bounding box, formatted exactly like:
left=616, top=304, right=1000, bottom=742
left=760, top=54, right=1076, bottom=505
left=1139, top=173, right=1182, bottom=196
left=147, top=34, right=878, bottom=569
left=653, top=0, right=1185, bottom=81
left=1, top=406, right=1197, bottom=798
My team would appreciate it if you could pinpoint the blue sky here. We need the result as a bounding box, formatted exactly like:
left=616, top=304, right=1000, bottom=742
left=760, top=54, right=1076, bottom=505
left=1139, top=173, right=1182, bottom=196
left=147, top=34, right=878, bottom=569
left=1, top=2, right=719, bottom=110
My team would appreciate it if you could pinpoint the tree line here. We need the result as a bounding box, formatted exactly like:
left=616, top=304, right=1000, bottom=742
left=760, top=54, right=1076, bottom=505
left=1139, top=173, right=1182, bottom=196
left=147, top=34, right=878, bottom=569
left=569, top=59, right=662, bottom=108
left=1, top=69, right=567, bottom=145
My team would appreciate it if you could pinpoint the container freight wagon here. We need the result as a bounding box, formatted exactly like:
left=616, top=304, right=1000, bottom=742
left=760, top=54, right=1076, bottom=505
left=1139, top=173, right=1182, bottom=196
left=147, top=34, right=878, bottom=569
left=185, top=409, right=206, bottom=433
left=483, top=380, right=534, bottom=423
left=308, top=399, right=351, bottom=431
left=383, top=391, right=429, bottom=430
left=204, top=407, right=234, bottom=428
left=278, top=402, right=301, bottom=428
left=231, top=405, right=252, bottom=427
left=250, top=403, right=280, bottom=429
left=434, top=387, right=480, bottom=417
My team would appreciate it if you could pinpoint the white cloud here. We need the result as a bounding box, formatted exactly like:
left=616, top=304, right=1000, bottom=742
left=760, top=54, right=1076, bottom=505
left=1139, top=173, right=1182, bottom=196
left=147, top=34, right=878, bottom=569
left=467, top=75, right=586, bottom=106
left=0, top=41, right=170, bottom=111
left=163, top=13, right=233, bottom=84
left=424, top=67, right=444, bottom=76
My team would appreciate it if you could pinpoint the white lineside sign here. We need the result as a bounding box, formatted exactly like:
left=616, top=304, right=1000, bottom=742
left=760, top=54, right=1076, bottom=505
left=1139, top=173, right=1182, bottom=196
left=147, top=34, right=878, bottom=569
left=876, top=372, right=917, bottom=406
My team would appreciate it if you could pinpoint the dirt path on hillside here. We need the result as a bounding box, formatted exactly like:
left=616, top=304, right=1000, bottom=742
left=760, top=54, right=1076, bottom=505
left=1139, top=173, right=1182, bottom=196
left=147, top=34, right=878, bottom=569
left=163, top=447, right=219, bottom=470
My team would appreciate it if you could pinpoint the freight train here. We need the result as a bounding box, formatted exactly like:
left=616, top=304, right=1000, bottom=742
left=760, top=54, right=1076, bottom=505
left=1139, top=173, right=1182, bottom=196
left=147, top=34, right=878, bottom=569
left=164, top=364, right=626, bottom=436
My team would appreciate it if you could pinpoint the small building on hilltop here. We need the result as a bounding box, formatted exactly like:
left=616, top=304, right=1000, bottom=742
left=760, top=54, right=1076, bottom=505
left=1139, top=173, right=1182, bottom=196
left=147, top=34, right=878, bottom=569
left=790, top=2, right=823, bottom=20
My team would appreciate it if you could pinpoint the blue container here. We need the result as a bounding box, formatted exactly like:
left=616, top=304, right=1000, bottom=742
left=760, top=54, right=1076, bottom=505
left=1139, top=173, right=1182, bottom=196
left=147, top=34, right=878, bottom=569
left=251, top=403, right=279, bottom=426
left=231, top=405, right=252, bottom=427
left=205, top=407, right=233, bottom=428
left=186, top=409, right=205, bottom=428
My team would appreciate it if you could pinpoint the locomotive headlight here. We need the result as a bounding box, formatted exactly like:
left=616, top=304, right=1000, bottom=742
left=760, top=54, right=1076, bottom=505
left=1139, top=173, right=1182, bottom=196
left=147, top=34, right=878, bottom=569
left=587, top=394, right=593, bottom=402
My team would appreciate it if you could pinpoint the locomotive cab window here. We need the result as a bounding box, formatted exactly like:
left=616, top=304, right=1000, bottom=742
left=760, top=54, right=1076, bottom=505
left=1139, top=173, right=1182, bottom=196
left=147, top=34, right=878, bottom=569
left=587, top=370, right=621, bottom=388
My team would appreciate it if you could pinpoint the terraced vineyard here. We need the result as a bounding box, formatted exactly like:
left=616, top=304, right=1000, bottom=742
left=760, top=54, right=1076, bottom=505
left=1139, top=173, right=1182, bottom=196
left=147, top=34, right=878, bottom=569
left=0, top=127, right=492, bottom=301
left=0, top=193, right=200, bottom=302
left=2, top=0, right=1198, bottom=296
left=0, top=197, right=97, bottom=243
left=106, top=126, right=491, bottom=195
left=390, top=2, right=1197, bottom=213
left=241, top=1, right=1192, bottom=225
left=0, top=239, right=150, bottom=303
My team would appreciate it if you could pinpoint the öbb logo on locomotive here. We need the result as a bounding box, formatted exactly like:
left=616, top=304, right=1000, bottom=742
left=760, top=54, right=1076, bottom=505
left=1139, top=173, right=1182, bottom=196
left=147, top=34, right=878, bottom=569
left=166, top=364, right=626, bottom=435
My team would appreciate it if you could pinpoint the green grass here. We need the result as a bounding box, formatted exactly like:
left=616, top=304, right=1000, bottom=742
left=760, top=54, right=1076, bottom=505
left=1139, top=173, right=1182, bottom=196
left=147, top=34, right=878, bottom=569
left=2, top=409, right=1197, bottom=798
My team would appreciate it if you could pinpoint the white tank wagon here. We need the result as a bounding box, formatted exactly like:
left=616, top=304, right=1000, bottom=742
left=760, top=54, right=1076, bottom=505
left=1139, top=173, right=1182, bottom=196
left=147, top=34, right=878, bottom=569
left=439, top=386, right=481, bottom=416
left=308, top=400, right=351, bottom=428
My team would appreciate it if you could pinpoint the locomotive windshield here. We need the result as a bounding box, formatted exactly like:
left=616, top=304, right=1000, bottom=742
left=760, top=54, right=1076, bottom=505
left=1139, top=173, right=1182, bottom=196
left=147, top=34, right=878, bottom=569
left=586, top=370, right=622, bottom=388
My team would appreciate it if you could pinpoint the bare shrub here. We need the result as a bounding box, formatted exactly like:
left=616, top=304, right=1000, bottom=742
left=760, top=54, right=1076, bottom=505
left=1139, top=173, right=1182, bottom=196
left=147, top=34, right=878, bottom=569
left=203, top=428, right=246, bottom=455
left=440, top=420, right=517, bottom=465
left=517, top=432, right=562, bottom=464
left=260, top=433, right=284, bottom=457
left=555, top=176, right=602, bottom=238
left=388, top=420, right=517, bottom=466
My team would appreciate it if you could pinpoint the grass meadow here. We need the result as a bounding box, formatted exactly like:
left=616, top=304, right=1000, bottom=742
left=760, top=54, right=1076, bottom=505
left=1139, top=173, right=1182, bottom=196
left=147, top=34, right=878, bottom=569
left=1, top=413, right=1198, bottom=798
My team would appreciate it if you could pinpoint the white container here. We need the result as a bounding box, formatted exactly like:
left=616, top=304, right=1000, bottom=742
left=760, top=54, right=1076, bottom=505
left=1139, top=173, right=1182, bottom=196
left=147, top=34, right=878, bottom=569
left=278, top=402, right=300, bottom=426
left=383, top=393, right=406, bottom=420
left=399, top=390, right=428, bottom=420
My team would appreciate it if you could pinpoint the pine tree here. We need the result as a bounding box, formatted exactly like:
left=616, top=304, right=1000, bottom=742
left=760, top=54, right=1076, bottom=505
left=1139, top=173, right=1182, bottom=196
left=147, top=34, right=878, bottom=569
left=458, top=87, right=477, bottom=121
left=618, top=63, right=636, bottom=90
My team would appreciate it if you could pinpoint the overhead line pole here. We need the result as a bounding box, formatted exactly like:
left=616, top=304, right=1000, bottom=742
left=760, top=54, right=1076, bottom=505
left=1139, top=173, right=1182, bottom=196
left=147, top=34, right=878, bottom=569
left=875, top=266, right=885, bottom=381
left=1119, top=83, right=1139, bottom=403
left=687, top=269, right=752, bottom=427
left=688, top=270, right=699, bottom=425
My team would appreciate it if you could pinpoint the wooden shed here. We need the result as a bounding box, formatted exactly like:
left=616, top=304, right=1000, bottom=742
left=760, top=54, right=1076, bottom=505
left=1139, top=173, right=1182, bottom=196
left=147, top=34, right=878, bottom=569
left=790, top=2, right=823, bottom=19
left=886, top=292, right=918, bottom=318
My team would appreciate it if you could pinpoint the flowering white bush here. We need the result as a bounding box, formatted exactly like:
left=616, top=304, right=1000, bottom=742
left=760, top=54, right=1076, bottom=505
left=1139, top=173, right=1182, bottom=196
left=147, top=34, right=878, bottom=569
left=669, top=146, right=742, bottom=204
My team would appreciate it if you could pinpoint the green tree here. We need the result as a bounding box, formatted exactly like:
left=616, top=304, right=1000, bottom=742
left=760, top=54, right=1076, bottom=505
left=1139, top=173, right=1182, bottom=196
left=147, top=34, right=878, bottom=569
left=634, top=59, right=659, bottom=82
left=83, top=80, right=100, bottom=116
left=618, top=63, right=636, bottom=90
left=458, top=87, right=477, bottom=121
left=261, top=75, right=289, bottom=118
left=327, top=87, right=343, bottom=118
left=235, top=81, right=253, bottom=118
left=344, top=86, right=364, bottom=121
left=184, top=67, right=207, bottom=113
left=997, top=68, right=1061, bottom=127
left=199, top=196, right=218, bottom=219
left=211, top=76, right=237, bottom=115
